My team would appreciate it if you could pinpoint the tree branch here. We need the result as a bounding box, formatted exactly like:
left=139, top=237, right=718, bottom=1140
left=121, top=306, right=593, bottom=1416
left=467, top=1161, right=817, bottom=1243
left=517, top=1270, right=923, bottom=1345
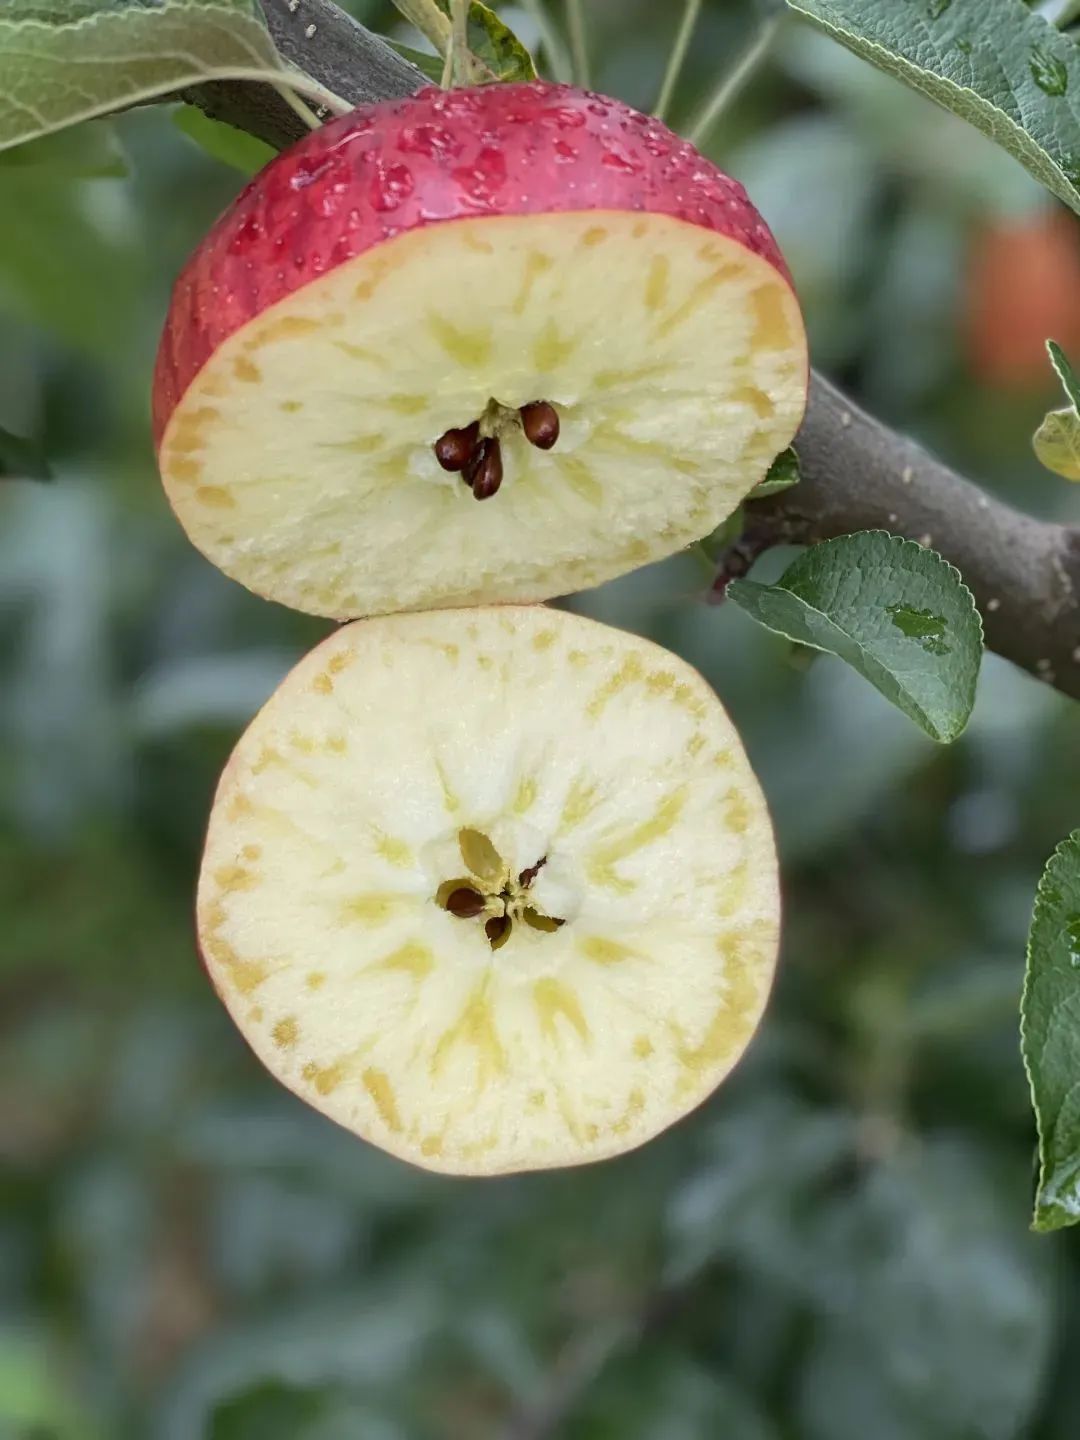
left=743, top=375, right=1080, bottom=699
left=184, top=0, right=425, bottom=148
left=187, top=0, right=1080, bottom=702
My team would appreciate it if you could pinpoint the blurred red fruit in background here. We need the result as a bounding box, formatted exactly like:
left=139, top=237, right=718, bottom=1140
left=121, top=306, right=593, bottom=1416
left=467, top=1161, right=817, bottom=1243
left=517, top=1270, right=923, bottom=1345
left=964, top=210, right=1080, bottom=392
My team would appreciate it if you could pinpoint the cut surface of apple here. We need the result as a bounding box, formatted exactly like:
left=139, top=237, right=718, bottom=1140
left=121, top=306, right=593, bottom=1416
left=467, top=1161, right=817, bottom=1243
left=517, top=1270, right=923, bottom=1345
left=155, top=82, right=807, bottom=619
left=198, top=606, right=779, bottom=1175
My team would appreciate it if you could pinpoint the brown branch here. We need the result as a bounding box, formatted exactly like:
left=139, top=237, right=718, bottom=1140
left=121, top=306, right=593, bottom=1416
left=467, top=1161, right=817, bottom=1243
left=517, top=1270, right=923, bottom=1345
left=183, top=0, right=425, bottom=146
left=745, top=375, right=1080, bottom=699
left=185, top=1, right=1080, bottom=701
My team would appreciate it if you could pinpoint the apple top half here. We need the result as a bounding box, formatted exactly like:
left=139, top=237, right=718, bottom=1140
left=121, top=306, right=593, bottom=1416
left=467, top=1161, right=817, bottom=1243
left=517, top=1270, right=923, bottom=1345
left=154, top=81, right=792, bottom=438
left=153, top=82, right=806, bottom=620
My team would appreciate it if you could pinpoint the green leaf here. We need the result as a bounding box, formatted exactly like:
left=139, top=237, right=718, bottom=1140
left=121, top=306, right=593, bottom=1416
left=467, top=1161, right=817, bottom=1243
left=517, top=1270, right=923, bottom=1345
left=0, top=425, right=50, bottom=482
left=1021, top=830, right=1080, bottom=1232
left=0, top=0, right=308, bottom=155
left=389, top=0, right=451, bottom=57
left=173, top=105, right=275, bottom=175
left=1047, top=338, right=1080, bottom=412
left=752, top=445, right=801, bottom=497
left=784, top=0, right=1080, bottom=216
left=1033, top=408, right=1080, bottom=480
left=454, top=0, right=538, bottom=83
left=0, top=118, right=126, bottom=176
left=211, top=1380, right=332, bottom=1440
left=1033, top=340, right=1080, bottom=479
left=391, top=0, right=536, bottom=82
left=385, top=40, right=444, bottom=85
left=728, top=531, right=983, bottom=742
left=0, top=166, right=141, bottom=352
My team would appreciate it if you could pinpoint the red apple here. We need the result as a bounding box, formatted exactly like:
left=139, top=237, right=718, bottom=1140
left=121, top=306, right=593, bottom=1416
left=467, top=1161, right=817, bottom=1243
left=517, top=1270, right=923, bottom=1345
left=154, top=82, right=807, bottom=618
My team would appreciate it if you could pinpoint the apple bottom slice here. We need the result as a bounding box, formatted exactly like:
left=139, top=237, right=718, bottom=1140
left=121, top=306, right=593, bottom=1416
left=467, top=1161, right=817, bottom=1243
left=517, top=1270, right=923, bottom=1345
left=198, top=606, right=779, bottom=1174
left=160, top=210, right=806, bottom=619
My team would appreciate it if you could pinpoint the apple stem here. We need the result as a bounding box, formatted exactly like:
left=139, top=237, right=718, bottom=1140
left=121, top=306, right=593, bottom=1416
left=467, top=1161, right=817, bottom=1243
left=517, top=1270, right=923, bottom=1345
left=448, top=0, right=471, bottom=86
left=686, top=11, right=784, bottom=148
left=653, top=0, right=703, bottom=122
left=565, top=0, right=590, bottom=87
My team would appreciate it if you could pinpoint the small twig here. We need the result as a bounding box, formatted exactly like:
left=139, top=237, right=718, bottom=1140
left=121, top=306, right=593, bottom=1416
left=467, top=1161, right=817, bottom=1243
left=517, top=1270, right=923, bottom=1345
left=566, top=0, right=590, bottom=86
left=520, top=0, right=574, bottom=83
left=724, top=374, right=1080, bottom=700
left=653, top=0, right=703, bottom=121
left=707, top=520, right=779, bottom=603
left=687, top=11, right=783, bottom=147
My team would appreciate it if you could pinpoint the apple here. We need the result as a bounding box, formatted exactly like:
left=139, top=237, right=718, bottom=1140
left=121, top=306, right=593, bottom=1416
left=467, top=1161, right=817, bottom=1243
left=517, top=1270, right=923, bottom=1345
left=197, top=605, right=779, bottom=1175
left=154, top=81, right=807, bottom=619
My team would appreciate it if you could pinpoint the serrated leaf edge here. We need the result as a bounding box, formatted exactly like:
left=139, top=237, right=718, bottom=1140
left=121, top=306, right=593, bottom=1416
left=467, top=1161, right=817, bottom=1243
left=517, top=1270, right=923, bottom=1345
left=784, top=1, right=1080, bottom=216
left=0, top=1, right=298, bottom=154
left=1021, top=828, right=1080, bottom=1233
left=1046, top=340, right=1080, bottom=415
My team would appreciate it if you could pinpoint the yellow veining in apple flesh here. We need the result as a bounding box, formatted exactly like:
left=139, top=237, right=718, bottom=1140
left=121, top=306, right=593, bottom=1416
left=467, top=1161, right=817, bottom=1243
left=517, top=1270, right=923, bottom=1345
left=198, top=606, right=780, bottom=1175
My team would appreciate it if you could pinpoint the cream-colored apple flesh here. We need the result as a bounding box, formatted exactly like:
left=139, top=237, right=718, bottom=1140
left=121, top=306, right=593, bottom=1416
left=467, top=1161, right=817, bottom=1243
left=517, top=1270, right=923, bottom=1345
left=198, top=606, right=779, bottom=1174
left=161, top=211, right=805, bottom=619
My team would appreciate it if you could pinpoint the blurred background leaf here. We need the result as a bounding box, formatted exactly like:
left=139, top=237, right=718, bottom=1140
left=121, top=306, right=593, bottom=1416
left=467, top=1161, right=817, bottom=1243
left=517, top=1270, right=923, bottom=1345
left=171, top=108, right=276, bottom=177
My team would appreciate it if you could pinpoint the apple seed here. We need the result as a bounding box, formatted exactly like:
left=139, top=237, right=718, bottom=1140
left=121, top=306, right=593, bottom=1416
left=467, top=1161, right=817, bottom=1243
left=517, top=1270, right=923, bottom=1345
left=446, top=885, right=487, bottom=918
left=517, top=856, right=546, bottom=889
left=434, top=420, right=480, bottom=472
left=467, top=436, right=504, bottom=500
left=520, top=401, right=560, bottom=451
left=485, top=913, right=512, bottom=949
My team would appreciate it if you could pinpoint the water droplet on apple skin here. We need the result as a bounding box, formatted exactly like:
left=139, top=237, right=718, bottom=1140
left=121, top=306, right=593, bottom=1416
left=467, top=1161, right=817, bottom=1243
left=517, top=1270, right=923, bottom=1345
left=399, top=123, right=462, bottom=160
left=601, top=147, right=642, bottom=175
left=451, top=146, right=508, bottom=202
left=369, top=160, right=415, bottom=213
left=227, top=212, right=263, bottom=255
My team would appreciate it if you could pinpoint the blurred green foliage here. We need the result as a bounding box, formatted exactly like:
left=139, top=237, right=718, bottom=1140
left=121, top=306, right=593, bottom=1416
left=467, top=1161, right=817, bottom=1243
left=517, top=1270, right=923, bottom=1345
left=1, top=2, right=1079, bottom=1437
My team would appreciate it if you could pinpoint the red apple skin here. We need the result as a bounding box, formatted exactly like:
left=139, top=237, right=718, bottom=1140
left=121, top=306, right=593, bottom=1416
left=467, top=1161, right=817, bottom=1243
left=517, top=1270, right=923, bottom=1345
left=153, top=81, right=793, bottom=448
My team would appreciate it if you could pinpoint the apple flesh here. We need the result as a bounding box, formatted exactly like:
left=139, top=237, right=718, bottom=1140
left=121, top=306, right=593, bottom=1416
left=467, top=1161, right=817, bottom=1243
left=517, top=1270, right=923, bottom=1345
left=154, top=82, right=807, bottom=619
left=197, top=605, right=780, bottom=1175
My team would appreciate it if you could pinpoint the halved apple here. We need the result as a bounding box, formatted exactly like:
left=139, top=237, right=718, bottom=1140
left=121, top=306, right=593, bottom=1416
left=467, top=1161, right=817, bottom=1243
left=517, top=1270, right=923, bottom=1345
left=154, top=82, right=807, bottom=619
left=197, top=605, right=779, bottom=1174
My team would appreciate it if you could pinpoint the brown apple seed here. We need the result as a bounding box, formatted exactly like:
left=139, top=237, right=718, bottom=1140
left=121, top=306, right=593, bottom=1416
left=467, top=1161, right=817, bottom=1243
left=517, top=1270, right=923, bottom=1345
left=468, top=437, right=503, bottom=500
left=485, top=914, right=512, bottom=949
left=434, top=420, right=480, bottom=472
left=520, top=401, right=560, bottom=450
left=445, top=886, right=487, bottom=918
